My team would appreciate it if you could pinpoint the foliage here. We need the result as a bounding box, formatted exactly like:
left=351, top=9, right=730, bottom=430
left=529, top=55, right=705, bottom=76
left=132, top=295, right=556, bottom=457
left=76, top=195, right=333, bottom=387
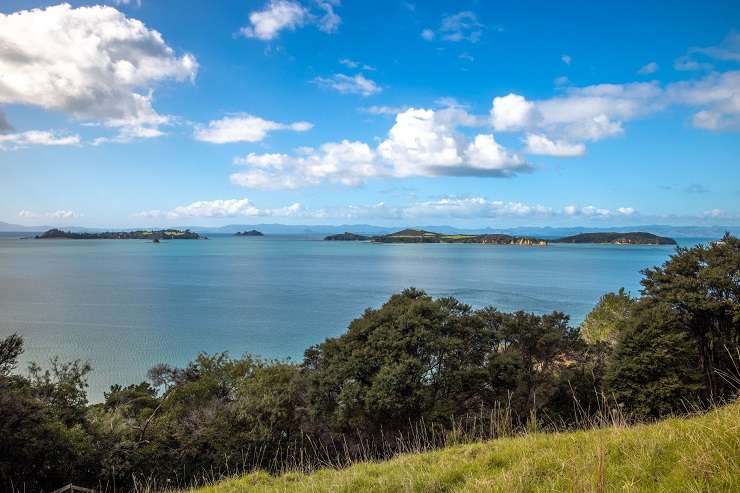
left=605, top=302, right=704, bottom=417
left=639, top=233, right=740, bottom=398
left=581, top=288, right=635, bottom=345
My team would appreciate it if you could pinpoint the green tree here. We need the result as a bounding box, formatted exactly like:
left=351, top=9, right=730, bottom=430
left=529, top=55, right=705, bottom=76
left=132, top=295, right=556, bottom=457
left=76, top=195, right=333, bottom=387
left=0, top=333, right=23, bottom=375
left=304, top=288, right=490, bottom=434
left=482, top=309, right=580, bottom=419
left=605, top=302, right=704, bottom=417
left=640, top=233, right=740, bottom=398
left=581, top=288, right=635, bottom=345
left=0, top=334, right=98, bottom=490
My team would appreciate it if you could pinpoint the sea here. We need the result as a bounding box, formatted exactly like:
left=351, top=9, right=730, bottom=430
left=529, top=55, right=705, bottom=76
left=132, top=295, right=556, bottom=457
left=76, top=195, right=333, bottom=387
left=0, top=232, right=712, bottom=401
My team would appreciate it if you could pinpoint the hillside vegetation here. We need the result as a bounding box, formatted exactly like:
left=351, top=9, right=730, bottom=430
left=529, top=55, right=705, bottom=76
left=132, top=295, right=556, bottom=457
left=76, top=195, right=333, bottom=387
left=193, top=401, right=740, bottom=493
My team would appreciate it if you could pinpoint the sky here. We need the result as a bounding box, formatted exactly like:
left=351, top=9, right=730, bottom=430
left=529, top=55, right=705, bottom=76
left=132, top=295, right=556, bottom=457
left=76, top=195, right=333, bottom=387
left=1, top=0, right=739, bottom=228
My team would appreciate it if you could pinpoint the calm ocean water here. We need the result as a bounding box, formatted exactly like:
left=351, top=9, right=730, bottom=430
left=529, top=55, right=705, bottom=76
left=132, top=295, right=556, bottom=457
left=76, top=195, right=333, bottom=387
left=0, top=233, right=710, bottom=400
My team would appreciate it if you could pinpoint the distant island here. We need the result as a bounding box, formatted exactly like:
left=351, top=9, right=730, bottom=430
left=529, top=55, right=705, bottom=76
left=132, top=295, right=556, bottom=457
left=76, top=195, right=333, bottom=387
left=35, top=228, right=204, bottom=240
left=325, top=232, right=371, bottom=241
left=234, top=230, right=264, bottom=237
left=325, top=229, right=547, bottom=245
left=551, top=232, right=677, bottom=245
left=324, top=228, right=677, bottom=245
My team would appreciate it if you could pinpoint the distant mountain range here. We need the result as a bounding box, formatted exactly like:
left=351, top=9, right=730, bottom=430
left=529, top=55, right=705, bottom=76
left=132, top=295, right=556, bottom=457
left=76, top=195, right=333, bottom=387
left=1, top=221, right=737, bottom=239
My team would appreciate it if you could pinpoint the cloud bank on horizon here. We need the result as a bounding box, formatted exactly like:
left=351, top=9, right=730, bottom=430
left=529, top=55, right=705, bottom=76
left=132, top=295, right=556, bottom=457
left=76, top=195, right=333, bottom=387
left=1, top=1, right=739, bottom=226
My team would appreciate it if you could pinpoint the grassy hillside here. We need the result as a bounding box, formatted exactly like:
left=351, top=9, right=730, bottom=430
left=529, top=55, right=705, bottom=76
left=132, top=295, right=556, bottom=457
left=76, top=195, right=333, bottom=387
left=191, top=401, right=739, bottom=493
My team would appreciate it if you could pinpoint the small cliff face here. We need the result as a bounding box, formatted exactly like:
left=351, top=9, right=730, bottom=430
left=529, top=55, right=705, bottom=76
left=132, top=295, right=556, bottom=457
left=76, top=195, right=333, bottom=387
left=511, top=237, right=548, bottom=246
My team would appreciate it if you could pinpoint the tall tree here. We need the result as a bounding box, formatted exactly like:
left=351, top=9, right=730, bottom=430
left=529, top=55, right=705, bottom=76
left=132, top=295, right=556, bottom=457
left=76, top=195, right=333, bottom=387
left=640, top=233, right=740, bottom=398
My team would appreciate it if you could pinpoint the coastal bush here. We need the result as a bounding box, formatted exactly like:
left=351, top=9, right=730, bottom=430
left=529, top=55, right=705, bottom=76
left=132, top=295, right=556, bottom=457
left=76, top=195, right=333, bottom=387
left=0, top=235, right=738, bottom=491
left=580, top=287, right=635, bottom=345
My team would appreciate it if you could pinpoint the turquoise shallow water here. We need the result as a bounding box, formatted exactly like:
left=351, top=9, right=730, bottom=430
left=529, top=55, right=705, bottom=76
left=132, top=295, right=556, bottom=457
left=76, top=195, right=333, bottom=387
left=0, top=233, right=708, bottom=400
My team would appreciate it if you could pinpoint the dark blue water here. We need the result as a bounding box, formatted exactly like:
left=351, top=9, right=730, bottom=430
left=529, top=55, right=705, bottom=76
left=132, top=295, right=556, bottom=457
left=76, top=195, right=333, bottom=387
left=0, top=233, right=708, bottom=400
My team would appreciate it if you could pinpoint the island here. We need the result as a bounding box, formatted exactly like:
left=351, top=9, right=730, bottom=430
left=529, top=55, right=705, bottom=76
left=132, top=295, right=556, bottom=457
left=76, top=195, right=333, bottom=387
left=324, top=232, right=371, bottom=241
left=35, top=228, right=204, bottom=240
left=324, top=229, right=548, bottom=245
left=234, top=230, right=264, bottom=237
left=551, top=232, right=677, bottom=245
left=323, top=229, right=678, bottom=246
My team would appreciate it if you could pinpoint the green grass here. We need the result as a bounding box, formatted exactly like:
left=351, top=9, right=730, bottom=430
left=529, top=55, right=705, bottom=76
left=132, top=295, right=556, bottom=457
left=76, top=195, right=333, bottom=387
left=190, top=402, right=739, bottom=493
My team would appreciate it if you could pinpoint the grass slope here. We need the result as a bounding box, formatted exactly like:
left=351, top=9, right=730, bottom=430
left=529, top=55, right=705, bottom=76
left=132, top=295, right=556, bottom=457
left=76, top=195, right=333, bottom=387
left=192, top=402, right=739, bottom=493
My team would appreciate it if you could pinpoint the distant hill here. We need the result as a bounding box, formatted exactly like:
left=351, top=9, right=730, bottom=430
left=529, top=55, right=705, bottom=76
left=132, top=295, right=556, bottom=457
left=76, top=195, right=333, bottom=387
left=324, top=232, right=371, bottom=241
left=35, top=228, right=203, bottom=240
left=329, top=229, right=549, bottom=245
left=552, top=232, right=677, bottom=245
left=324, top=229, right=680, bottom=246
left=234, top=230, right=264, bottom=237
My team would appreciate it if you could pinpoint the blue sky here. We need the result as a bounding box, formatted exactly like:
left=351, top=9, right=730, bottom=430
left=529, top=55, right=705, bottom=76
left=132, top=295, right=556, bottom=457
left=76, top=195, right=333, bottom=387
left=1, top=0, right=739, bottom=228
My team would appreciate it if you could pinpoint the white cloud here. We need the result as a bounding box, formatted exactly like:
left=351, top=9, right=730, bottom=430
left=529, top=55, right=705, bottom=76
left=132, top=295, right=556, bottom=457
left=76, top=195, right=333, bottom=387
left=240, top=0, right=342, bottom=40
left=561, top=54, right=572, bottom=65
left=491, top=83, right=662, bottom=150
left=421, top=28, right=435, bottom=41
left=562, top=205, right=634, bottom=218
left=666, top=70, right=740, bottom=131
left=136, top=198, right=304, bottom=219
left=421, top=11, right=483, bottom=43
left=464, top=134, right=526, bottom=173
left=339, top=58, right=374, bottom=71
left=490, top=69, right=740, bottom=157
left=19, top=209, right=80, bottom=220
left=134, top=196, right=641, bottom=222
left=230, top=107, right=528, bottom=190
left=439, top=11, right=483, bottom=43
left=339, top=58, right=359, bottom=68
left=361, top=105, right=410, bottom=115
left=315, top=0, right=341, bottom=33
left=674, top=56, right=713, bottom=72
left=377, top=109, right=463, bottom=175
left=240, top=0, right=308, bottom=40
left=194, top=114, right=313, bottom=143
left=692, top=31, right=740, bottom=62
left=524, top=134, right=585, bottom=157
left=637, top=62, right=659, bottom=75
left=231, top=140, right=383, bottom=189
left=0, top=130, right=80, bottom=150
left=491, top=94, right=535, bottom=131
left=0, top=4, right=197, bottom=141
left=675, top=31, right=740, bottom=71
left=329, top=198, right=639, bottom=221
left=386, top=197, right=554, bottom=219
left=312, top=73, right=382, bottom=96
